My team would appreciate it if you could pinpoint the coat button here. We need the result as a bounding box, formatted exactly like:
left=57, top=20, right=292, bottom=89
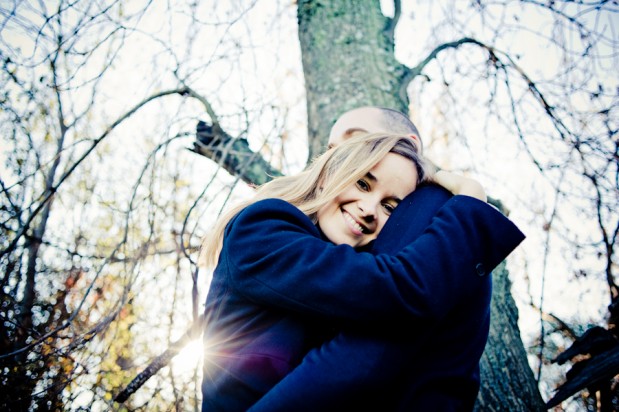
left=475, top=263, right=486, bottom=276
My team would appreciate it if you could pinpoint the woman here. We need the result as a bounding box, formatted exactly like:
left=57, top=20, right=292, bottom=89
left=200, top=132, right=426, bottom=410
left=199, top=132, right=520, bottom=411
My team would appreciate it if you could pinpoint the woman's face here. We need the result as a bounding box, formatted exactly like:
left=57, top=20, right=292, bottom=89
left=317, top=152, right=418, bottom=248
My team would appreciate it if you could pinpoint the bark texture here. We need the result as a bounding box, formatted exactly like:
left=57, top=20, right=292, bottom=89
left=297, top=0, right=409, bottom=160
left=475, top=261, right=546, bottom=411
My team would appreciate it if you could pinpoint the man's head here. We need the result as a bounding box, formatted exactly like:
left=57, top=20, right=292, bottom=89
left=328, top=107, right=422, bottom=153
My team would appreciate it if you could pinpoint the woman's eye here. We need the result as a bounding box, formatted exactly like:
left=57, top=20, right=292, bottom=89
left=356, top=179, right=369, bottom=191
left=382, top=203, right=396, bottom=214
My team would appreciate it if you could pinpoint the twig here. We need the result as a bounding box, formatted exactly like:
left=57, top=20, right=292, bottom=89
left=114, top=315, right=205, bottom=403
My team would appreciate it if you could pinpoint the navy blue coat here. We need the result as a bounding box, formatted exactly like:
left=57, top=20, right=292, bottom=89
left=201, top=185, right=525, bottom=411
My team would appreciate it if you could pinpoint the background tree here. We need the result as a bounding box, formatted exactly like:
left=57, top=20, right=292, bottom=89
left=0, top=0, right=616, bottom=410
left=297, top=1, right=544, bottom=409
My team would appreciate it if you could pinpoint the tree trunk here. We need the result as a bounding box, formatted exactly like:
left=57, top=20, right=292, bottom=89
left=297, top=0, right=545, bottom=409
left=475, top=261, right=546, bottom=411
left=297, top=0, right=409, bottom=160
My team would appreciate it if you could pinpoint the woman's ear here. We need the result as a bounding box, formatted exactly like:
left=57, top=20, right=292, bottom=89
left=317, top=176, right=325, bottom=193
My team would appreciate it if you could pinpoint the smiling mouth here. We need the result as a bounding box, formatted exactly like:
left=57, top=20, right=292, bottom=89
left=343, top=211, right=367, bottom=235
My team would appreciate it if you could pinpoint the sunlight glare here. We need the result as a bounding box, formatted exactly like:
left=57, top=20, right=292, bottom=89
left=172, top=339, right=204, bottom=377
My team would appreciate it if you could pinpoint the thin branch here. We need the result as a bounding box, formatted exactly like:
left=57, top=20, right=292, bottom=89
left=400, top=36, right=574, bottom=146
left=114, top=315, right=205, bottom=403
left=383, top=0, right=401, bottom=44
left=0, top=87, right=191, bottom=260
left=398, top=37, right=486, bottom=104
left=529, top=301, right=578, bottom=340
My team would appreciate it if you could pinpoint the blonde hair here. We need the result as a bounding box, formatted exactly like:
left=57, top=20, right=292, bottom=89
left=200, top=133, right=430, bottom=268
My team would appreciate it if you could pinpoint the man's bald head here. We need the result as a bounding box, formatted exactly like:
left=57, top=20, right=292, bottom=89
left=328, top=107, right=422, bottom=152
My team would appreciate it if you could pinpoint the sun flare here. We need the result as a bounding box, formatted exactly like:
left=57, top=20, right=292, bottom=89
left=172, top=339, right=204, bottom=377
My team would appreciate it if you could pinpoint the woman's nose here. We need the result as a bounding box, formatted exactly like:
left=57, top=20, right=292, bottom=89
left=358, top=200, right=377, bottom=222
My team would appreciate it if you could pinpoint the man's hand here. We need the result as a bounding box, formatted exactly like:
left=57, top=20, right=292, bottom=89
left=432, top=171, right=487, bottom=202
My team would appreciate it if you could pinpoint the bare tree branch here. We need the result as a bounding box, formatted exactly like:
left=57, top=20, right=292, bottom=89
left=0, top=88, right=191, bottom=260
left=383, top=0, right=401, bottom=44
left=114, top=315, right=205, bottom=404
left=399, top=37, right=487, bottom=103
left=191, top=120, right=283, bottom=186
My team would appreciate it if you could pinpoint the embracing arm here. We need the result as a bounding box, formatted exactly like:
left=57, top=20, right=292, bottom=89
left=223, top=197, right=524, bottom=324
left=432, top=170, right=487, bottom=202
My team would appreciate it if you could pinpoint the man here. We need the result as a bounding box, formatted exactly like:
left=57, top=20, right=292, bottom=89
left=243, top=107, right=523, bottom=411
left=327, top=107, right=423, bottom=151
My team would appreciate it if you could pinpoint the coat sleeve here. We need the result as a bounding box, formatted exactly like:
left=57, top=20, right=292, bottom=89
left=223, top=197, right=524, bottom=323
